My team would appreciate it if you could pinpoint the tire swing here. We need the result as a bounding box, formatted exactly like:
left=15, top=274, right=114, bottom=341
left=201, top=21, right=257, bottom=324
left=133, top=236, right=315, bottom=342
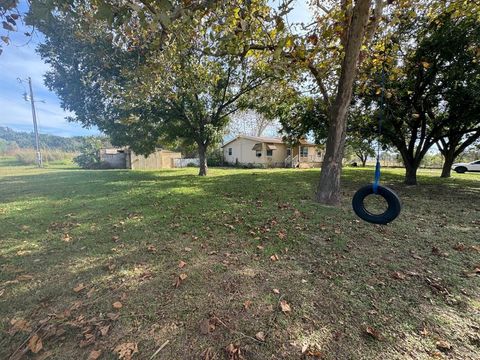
left=352, top=66, right=401, bottom=225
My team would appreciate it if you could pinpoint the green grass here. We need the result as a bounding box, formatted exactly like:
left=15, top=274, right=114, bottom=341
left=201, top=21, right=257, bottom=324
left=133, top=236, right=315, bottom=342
left=0, top=165, right=479, bottom=359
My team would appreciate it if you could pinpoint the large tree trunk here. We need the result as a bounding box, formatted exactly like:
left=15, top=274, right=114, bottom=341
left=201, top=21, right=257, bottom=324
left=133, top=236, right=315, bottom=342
left=440, top=150, right=455, bottom=178
left=404, top=163, right=418, bottom=185
left=198, top=143, right=208, bottom=176
left=315, top=0, right=372, bottom=205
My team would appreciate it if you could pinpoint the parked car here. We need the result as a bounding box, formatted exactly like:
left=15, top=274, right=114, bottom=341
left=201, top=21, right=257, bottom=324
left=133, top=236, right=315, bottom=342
left=452, top=160, right=480, bottom=173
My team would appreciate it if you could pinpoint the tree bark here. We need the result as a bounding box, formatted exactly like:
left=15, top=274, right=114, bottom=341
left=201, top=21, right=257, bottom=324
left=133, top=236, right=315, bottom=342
left=440, top=150, right=456, bottom=178
left=198, top=143, right=208, bottom=176
left=404, top=163, right=418, bottom=185
left=315, top=0, right=372, bottom=205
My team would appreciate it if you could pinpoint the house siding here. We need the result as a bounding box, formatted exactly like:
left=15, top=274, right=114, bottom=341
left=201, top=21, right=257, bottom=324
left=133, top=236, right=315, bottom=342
left=223, top=138, right=288, bottom=167
left=222, top=136, right=323, bottom=168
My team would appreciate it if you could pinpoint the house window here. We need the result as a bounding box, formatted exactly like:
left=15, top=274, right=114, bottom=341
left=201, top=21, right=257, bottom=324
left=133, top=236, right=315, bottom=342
left=256, top=151, right=262, bottom=157
left=228, top=148, right=232, bottom=156
left=300, top=146, right=308, bottom=157
left=287, top=148, right=291, bottom=156
left=266, top=149, right=273, bottom=156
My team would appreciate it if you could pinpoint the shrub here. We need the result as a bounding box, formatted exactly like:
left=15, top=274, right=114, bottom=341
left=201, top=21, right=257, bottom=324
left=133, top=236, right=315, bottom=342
left=207, top=148, right=223, bottom=167
left=73, top=137, right=103, bottom=169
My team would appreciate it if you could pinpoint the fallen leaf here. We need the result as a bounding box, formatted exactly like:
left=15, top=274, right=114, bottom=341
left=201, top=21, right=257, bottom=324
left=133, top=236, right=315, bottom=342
left=243, top=300, right=252, bottom=310
left=80, top=333, right=96, bottom=347
left=73, top=283, right=86, bottom=293
left=280, top=300, right=291, bottom=313
left=99, top=324, right=110, bottom=336
left=184, top=247, right=192, bottom=252
left=107, top=313, right=120, bottom=321
left=174, top=273, right=188, bottom=288
left=114, top=342, right=138, bottom=360
left=146, top=244, right=157, bottom=253
left=9, top=318, right=31, bottom=335
left=87, top=288, right=95, bottom=298
left=255, top=331, right=266, bottom=341
left=62, top=233, right=72, bottom=242
left=365, top=326, right=381, bottom=340
left=464, top=267, right=480, bottom=277
left=272, top=288, right=280, bottom=294
left=420, top=326, right=429, bottom=337
left=270, top=254, right=279, bottom=262
left=16, top=274, right=34, bottom=281
left=28, top=334, right=43, bottom=353
left=112, top=235, right=119, bottom=242
left=88, top=350, right=102, bottom=360
left=178, top=260, right=186, bottom=268
left=225, top=343, right=241, bottom=358
left=436, top=340, right=452, bottom=352
left=112, top=301, right=123, bottom=309
left=391, top=271, right=406, bottom=280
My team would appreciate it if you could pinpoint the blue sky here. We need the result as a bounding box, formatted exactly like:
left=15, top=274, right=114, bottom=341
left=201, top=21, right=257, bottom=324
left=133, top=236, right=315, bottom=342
left=0, top=1, right=310, bottom=138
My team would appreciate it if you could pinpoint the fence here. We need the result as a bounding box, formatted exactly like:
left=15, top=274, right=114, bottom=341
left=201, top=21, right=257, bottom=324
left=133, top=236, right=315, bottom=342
left=174, top=158, right=200, bottom=168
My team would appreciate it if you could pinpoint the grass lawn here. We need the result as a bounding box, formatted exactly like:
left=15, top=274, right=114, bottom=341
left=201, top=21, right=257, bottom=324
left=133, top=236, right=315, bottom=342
left=0, top=163, right=479, bottom=359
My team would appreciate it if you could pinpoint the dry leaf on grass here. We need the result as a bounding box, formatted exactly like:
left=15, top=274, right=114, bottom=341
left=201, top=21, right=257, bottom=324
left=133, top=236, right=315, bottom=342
left=112, top=301, right=123, bottom=309
left=28, top=334, right=43, bottom=353
left=364, top=326, right=381, bottom=340
left=9, top=318, right=31, bottom=335
left=88, top=350, right=102, bottom=360
left=174, top=273, right=188, bottom=288
left=436, top=340, right=452, bottom=352
left=243, top=300, right=252, bottom=310
left=87, top=288, right=95, bottom=298
left=280, top=300, right=291, bottom=313
left=146, top=244, right=157, bottom=253
left=178, top=260, right=187, bottom=268
left=391, top=271, right=406, bottom=280
left=16, top=274, right=34, bottom=281
left=62, top=233, right=72, bottom=242
left=225, top=343, right=241, bottom=359
left=255, top=331, right=266, bottom=341
left=73, top=283, right=86, bottom=293
left=114, top=342, right=138, bottom=360
left=272, top=288, right=280, bottom=294
left=270, top=254, right=279, bottom=262
left=112, top=236, right=119, bottom=242
left=99, top=325, right=110, bottom=337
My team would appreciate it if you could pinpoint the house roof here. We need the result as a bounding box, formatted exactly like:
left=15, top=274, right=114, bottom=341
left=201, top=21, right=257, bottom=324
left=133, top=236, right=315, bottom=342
left=222, top=135, right=317, bottom=148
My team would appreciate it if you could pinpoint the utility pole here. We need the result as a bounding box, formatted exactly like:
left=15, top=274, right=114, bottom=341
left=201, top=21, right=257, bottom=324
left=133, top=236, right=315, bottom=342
left=27, top=77, right=42, bottom=167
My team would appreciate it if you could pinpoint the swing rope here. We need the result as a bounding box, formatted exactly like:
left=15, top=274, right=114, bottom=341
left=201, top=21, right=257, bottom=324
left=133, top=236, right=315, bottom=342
left=373, top=51, right=387, bottom=194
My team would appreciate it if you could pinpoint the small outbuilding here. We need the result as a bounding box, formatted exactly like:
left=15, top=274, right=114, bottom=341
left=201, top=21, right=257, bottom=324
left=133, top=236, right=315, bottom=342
left=99, top=148, right=182, bottom=170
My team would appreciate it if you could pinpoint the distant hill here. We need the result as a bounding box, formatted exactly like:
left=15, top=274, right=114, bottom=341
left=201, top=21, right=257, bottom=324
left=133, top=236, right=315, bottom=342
left=0, top=126, right=91, bottom=152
